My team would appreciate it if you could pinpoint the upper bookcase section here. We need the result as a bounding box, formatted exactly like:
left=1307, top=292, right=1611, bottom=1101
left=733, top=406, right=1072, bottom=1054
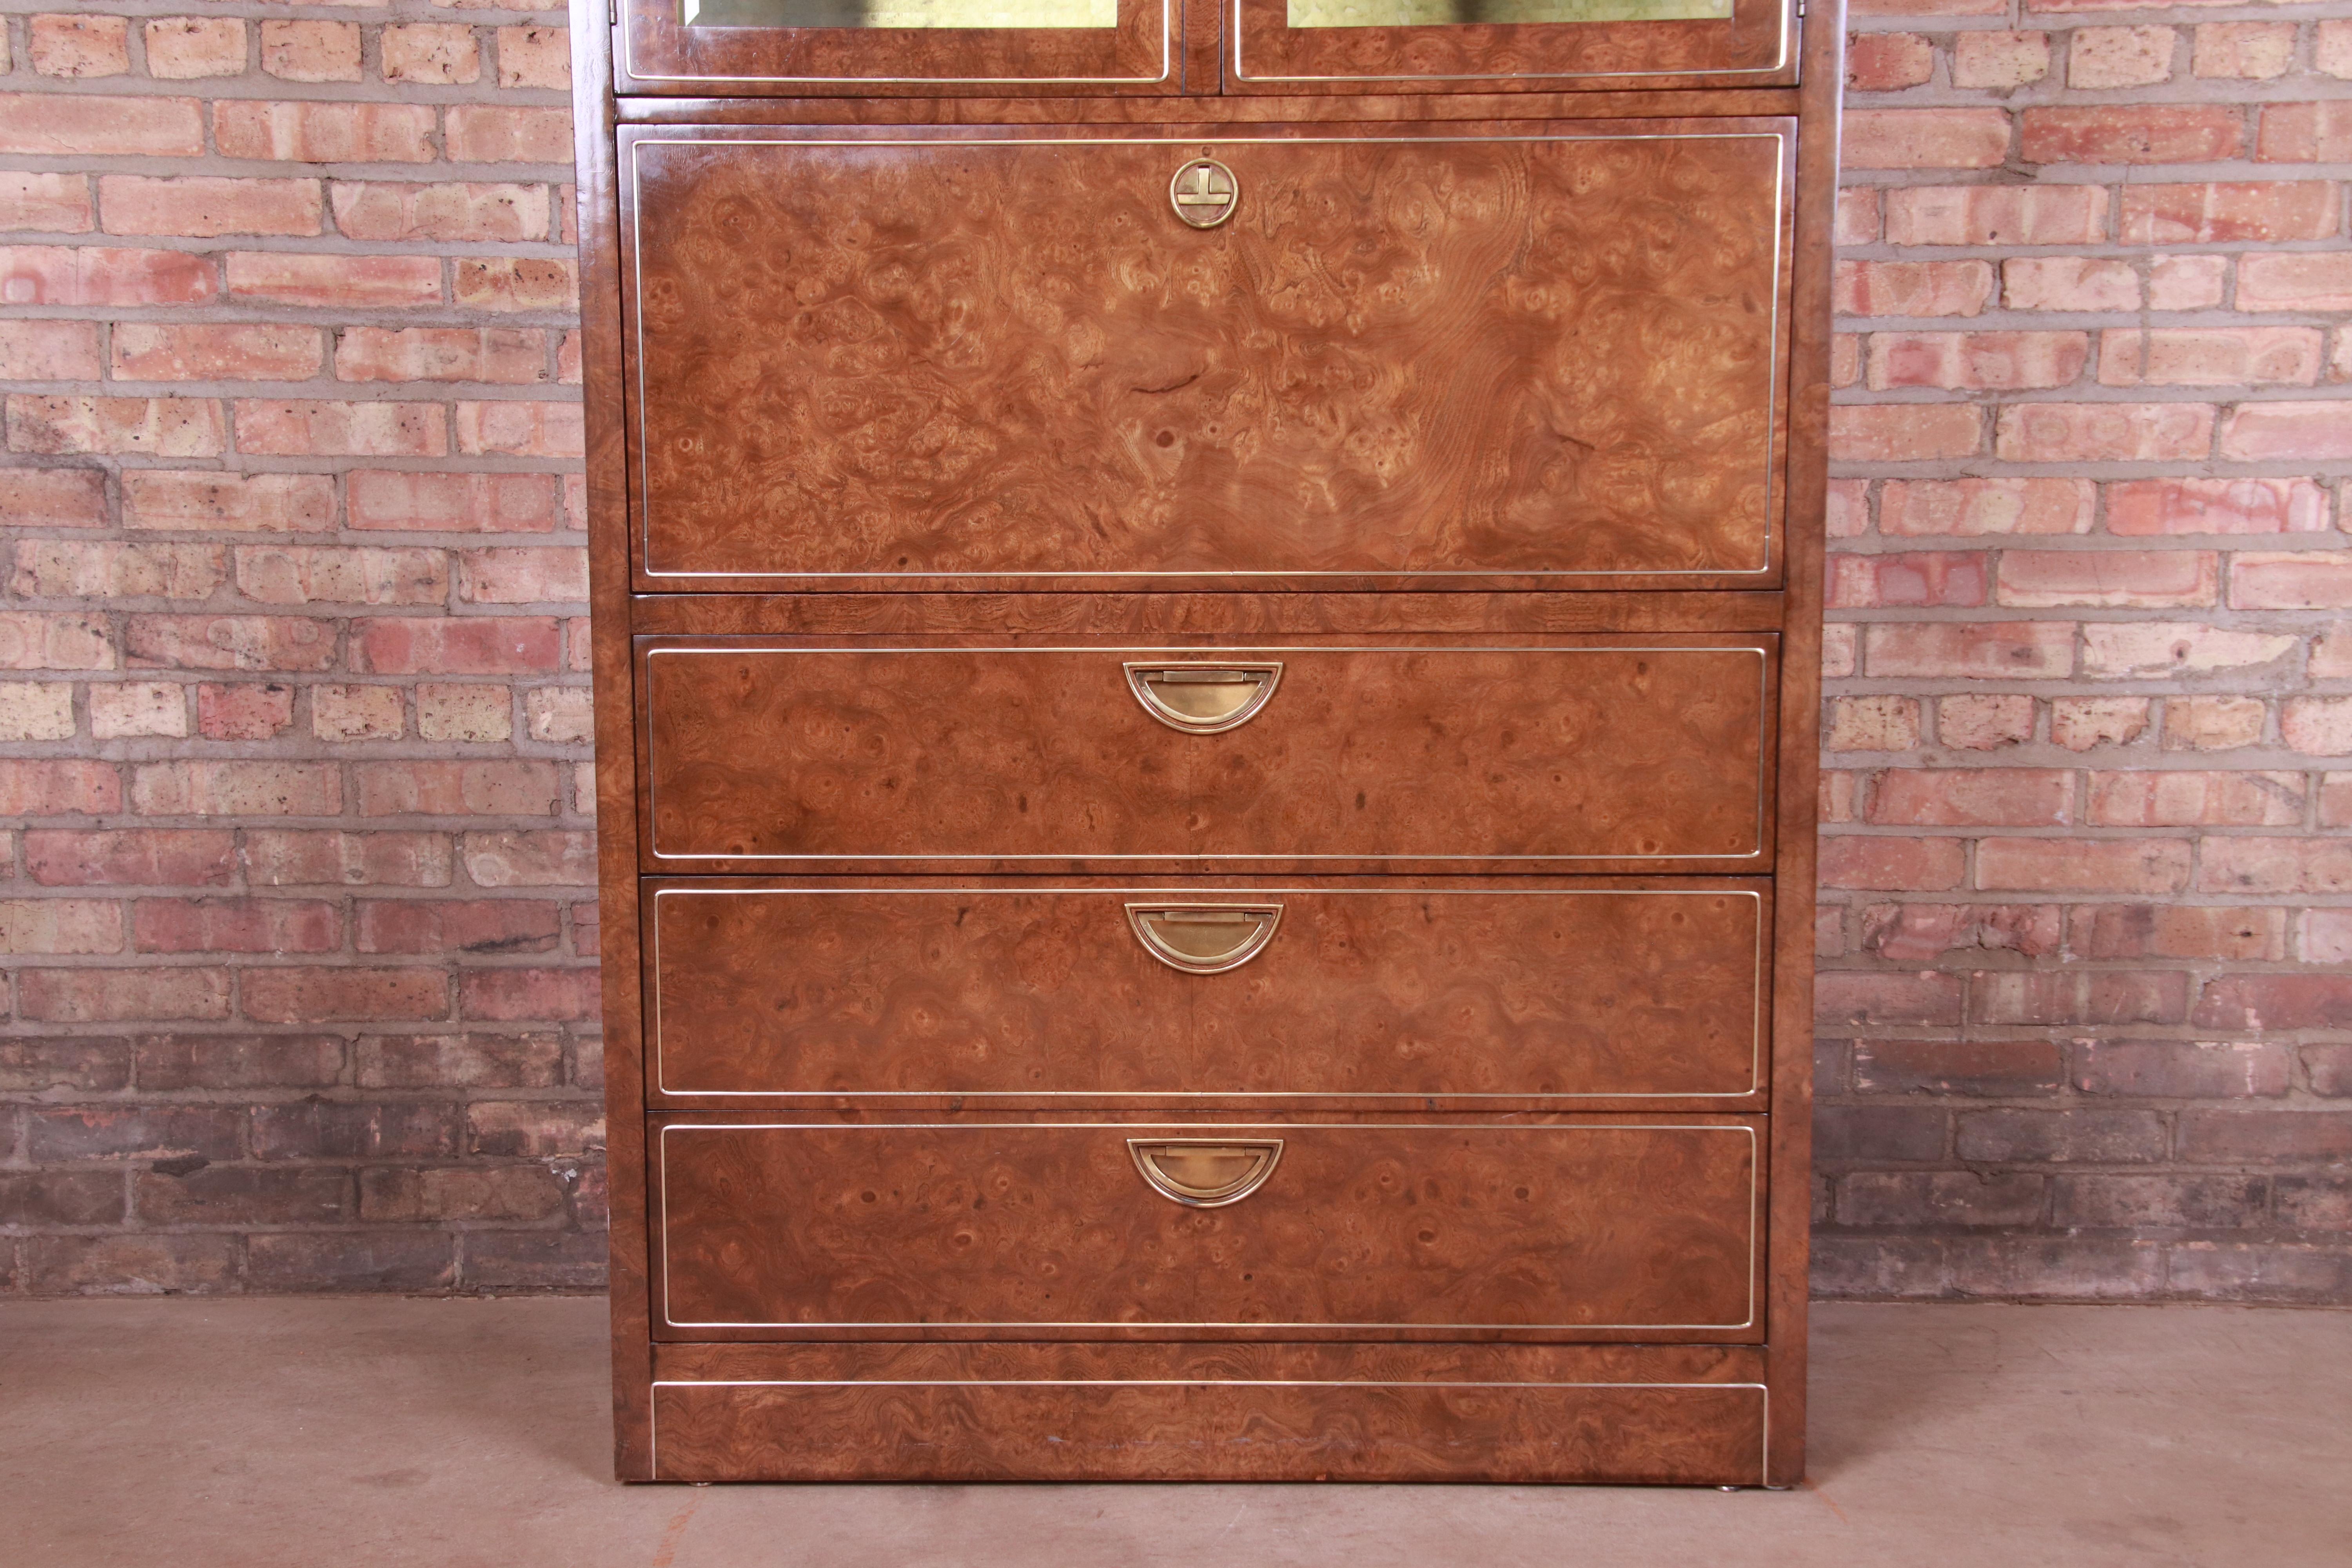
left=612, top=0, right=1798, bottom=95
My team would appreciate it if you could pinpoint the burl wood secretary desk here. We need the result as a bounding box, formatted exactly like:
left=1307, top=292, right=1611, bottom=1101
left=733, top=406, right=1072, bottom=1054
left=570, top=0, right=1838, bottom=1485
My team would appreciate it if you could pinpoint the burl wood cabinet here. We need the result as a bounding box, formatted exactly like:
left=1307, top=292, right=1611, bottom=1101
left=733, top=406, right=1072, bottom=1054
left=570, top=0, right=1838, bottom=1485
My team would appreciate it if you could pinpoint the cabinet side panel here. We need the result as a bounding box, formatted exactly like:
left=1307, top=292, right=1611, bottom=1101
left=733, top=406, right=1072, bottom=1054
left=1764, top=0, right=1840, bottom=1489
left=572, top=0, right=656, bottom=1484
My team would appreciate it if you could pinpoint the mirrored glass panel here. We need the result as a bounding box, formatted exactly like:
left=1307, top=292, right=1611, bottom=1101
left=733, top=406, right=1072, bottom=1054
left=682, top=0, right=1114, bottom=26
left=1288, top=0, right=1726, bottom=24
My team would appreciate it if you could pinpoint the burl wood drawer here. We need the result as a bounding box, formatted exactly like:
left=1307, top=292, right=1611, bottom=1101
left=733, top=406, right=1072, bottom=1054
left=652, top=1117, right=1763, bottom=1341
left=646, top=879, right=1770, bottom=1105
left=646, top=1344, right=1773, bottom=1485
left=622, top=121, right=1792, bottom=589
left=637, top=637, right=1775, bottom=870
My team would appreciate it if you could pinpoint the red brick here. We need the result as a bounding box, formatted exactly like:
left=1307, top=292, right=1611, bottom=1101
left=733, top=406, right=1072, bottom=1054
left=197, top=682, right=296, bottom=740
left=213, top=102, right=436, bottom=165
left=1975, top=970, right=2189, bottom=1027
left=0, top=245, right=216, bottom=306
left=244, top=831, right=454, bottom=889
left=1955, top=1110, right=2167, bottom=1164
left=445, top=106, right=573, bottom=164
left=245, top=1234, right=454, bottom=1292
left=454, top=400, right=583, bottom=458
left=1827, top=695, right=1920, bottom=752
left=459, top=830, right=595, bottom=888
left=24, top=830, right=234, bottom=887
left=17, top=966, right=232, bottom=1023
left=1819, top=835, right=1967, bottom=890
left=382, top=22, right=480, bottom=85
left=1879, top=478, right=2092, bottom=538
left=259, top=20, right=359, bottom=83
left=1866, top=622, right=2074, bottom=680
left=356, top=1033, right=562, bottom=1089
left=0, top=319, right=101, bottom=379
left=227, top=252, right=442, bottom=309
left=2081, top=623, right=2295, bottom=681
left=347, top=470, right=560, bottom=533
left=234, top=400, right=446, bottom=458
left=131, top=760, right=340, bottom=817
left=1859, top=903, right=2061, bottom=962
left=241, top=967, right=449, bottom=1024
left=2237, top=254, right=2352, bottom=314
left=2067, top=25, right=2177, bottom=90
left=467, top=1101, right=604, bottom=1156
left=2005, top=256, right=2141, bottom=312
left=125, top=615, right=336, bottom=672
left=2087, top=771, right=2302, bottom=827
left=29, top=16, right=129, bottom=79
left=1834, top=259, right=1994, bottom=318
left=356, top=899, right=561, bottom=956
left=2177, top=1111, right=2352, bottom=1165
left=2152, top=256, right=2227, bottom=311
left=2022, top=106, right=2244, bottom=165
left=1951, top=30, right=2052, bottom=89
left=2230, top=553, right=2352, bottom=610
left=0, top=760, right=121, bottom=816
left=2076, top=1041, right=2290, bottom=1100
left=2105, top=477, right=2326, bottom=535
left=27, top=1105, right=240, bottom=1162
left=0, top=469, right=104, bottom=527
left=1830, top=405, right=1984, bottom=462
left=336, top=327, right=549, bottom=385
left=1847, top=34, right=1935, bottom=91
left=2196, top=838, right=2352, bottom=896
left=22, top=1236, right=238, bottom=1295
left=1815, top=1105, right=1949, bottom=1163
left=122, top=472, right=334, bottom=534
left=1868, top=769, right=2072, bottom=828
left=2220, top=403, right=2352, bottom=463
left=1976, top=837, right=2190, bottom=894
left=98, top=176, right=320, bottom=240
left=1843, top=109, right=2011, bottom=171
left=0, top=1170, right=127, bottom=1226
left=1835, top=189, right=1880, bottom=246
left=2102, top=327, right=2321, bottom=389
left=1944, top=691, right=2034, bottom=749
left=1854, top=1038, right=2065, bottom=1098
left=351, top=617, right=563, bottom=675
left=8, top=395, right=223, bottom=457
left=0, top=898, right=123, bottom=955
left=110, top=323, right=322, bottom=383
left=0, top=1038, right=134, bottom=1093
left=144, top=18, right=247, bottom=80
left=233, top=545, right=447, bottom=607
left=311, top=683, right=404, bottom=742
left=1996, top=549, right=2218, bottom=609
left=2257, top=102, right=2352, bottom=163
left=2120, top=183, right=2339, bottom=246
left=0, top=610, right=113, bottom=670
left=1866, top=332, right=2087, bottom=392
left=132, top=897, right=341, bottom=955
left=496, top=26, right=571, bottom=89
left=250, top=1100, right=458, bottom=1160
left=1994, top=403, right=2214, bottom=464
left=2299, top=911, right=2352, bottom=968
left=0, top=171, right=93, bottom=232
left=359, top=1165, right=564, bottom=1223
left=460, top=966, right=601, bottom=1023
left=2284, top=697, right=2352, bottom=756
left=452, top=257, right=577, bottom=312
left=0, top=93, right=204, bottom=156
left=2192, top=21, right=2293, bottom=80
left=354, top=760, right=563, bottom=817
left=331, top=182, right=550, bottom=245
left=137, top=1166, right=351, bottom=1225
left=2050, top=697, right=2149, bottom=752
left=12, top=540, right=227, bottom=600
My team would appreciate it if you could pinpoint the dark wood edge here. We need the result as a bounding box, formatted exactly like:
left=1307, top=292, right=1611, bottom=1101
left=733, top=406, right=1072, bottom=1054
left=1762, top=0, right=1839, bottom=1490
left=571, top=0, right=657, bottom=1485
left=609, top=86, right=1801, bottom=122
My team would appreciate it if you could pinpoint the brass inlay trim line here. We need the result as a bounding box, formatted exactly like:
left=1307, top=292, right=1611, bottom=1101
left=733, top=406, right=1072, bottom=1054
left=618, top=0, right=1173, bottom=83
left=1232, top=0, right=1791, bottom=81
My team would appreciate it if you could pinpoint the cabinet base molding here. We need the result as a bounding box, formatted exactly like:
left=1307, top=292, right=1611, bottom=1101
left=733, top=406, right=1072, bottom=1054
left=645, top=1342, right=1775, bottom=1484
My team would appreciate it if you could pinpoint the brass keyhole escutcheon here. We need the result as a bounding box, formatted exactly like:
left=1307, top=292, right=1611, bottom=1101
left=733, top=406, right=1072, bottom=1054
left=1170, top=157, right=1238, bottom=229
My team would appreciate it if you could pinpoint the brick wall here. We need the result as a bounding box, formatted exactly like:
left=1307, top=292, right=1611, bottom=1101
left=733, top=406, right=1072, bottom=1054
left=0, top=2, right=601, bottom=1294
left=2, top=3, right=2346, bottom=1301
left=1822, top=2, right=2352, bottom=1301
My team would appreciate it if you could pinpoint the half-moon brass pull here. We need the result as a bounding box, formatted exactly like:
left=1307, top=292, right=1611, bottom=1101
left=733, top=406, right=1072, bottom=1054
left=1126, top=903, right=1282, bottom=975
left=1127, top=1138, right=1284, bottom=1208
left=1123, top=661, right=1282, bottom=734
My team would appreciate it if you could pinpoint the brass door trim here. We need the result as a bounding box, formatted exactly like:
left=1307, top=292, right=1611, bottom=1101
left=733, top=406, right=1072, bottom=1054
left=1124, top=901, right=1284, bottom=974
left=1228, top=0, right=1793, bottom=84
left=617, top=0, right=1174, bottom=85
left=626, top=130, right=1788, bottom=584
left=1127, top=1137, right=1285, bottom=1206
left=655, top=1120, right=1762, bottom=1334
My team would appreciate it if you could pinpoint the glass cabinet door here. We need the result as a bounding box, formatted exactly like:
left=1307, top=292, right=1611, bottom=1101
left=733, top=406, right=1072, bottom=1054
left=617, top=0, right=1176, bottom=94
left=1230, top=0, right=1792, bottom=90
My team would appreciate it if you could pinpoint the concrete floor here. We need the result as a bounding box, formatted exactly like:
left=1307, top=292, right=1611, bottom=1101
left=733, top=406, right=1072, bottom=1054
left=1, top=1299, right=2345, bottom=1568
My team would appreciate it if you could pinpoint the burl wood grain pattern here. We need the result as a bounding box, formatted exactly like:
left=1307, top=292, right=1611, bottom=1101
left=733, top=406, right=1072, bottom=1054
left=646, top=1341, right=1768, bottom=1482
left=627, top=125, right=1788, bottom=583
left=639, top=639, right=1773, bottom=865
left=1229, top=0, right=1792, bottom=92
left=653, top=1118, right=1760, bottom=1336
left=619, top=0, right=1174, bottom=96
left=648, top=881, right=1767, bottom=1100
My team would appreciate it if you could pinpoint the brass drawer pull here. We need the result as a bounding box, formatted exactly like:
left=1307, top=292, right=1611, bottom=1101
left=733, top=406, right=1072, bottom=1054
left=1125, top=902, right=1283, bottom=975
left=1127, top=1138, right=1284, bottom=1208
left=1123, top=661, right=1282, bottom=734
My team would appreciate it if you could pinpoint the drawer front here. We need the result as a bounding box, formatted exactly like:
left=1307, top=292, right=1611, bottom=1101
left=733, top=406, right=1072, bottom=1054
left=640, top=639, right=1774, bottom=868
left=648, top=881, right=1769, bottom=1103
left=650, top=1343, right=1770, bottom=1483
left=653, top=1118, right=1762, bottom=1338
left=624, top=123, right=1791, bottom=586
